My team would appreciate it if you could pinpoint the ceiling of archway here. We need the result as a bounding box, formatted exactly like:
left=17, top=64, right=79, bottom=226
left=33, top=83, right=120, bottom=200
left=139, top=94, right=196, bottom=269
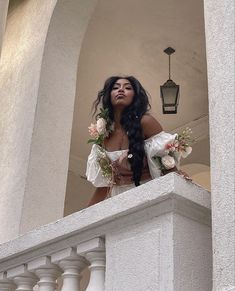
left=70, top=0, right=209, bottom=163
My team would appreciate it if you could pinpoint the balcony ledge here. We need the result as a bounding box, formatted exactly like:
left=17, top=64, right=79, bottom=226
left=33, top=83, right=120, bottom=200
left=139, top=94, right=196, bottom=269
left=0, top=173, right=210, bottom=272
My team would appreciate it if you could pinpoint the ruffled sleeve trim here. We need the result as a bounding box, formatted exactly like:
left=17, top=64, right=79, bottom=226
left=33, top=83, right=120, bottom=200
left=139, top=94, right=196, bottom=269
left=86, top=144, right=110, bottom=187
left=144, top=131, right=177, bottom=178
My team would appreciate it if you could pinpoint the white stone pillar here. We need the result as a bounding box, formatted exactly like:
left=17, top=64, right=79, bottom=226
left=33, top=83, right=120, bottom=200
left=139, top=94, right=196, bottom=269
left=28, top=257, right=61, bottom=291
left=203, top=0, right=235, bottom=290
left=85, top=252, right=105, bottom=291
left=0, top=272, right=15, bottom=291
left=51, top=247, right=87, bottom=291
left=103, top=178, right=212, bottom=291
left=0, top=0, right=58, bottom=243
left=7, top=265, right=38, bottom=291
left=14, top=275, right=37, bottom=291
left=77, top=238, right=105, bottom=291
left=18, top=0, right=98, bottom=235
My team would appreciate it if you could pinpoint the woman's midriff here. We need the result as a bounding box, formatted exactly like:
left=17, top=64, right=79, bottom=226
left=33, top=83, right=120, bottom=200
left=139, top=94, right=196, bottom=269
left=111, top=154, right=151, bottom=186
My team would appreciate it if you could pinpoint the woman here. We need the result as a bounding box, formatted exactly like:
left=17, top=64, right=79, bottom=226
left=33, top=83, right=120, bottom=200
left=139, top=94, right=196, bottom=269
left=86, top=76, right=189, bottom=206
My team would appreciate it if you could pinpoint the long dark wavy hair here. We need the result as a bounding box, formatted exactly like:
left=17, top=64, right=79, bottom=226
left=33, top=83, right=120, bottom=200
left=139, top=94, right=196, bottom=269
left=92, top=76, right=151, bottom=186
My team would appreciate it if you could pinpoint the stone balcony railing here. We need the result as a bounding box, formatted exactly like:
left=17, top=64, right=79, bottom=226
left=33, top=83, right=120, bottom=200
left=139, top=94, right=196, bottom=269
left=0, top=173, right=212, bottom=291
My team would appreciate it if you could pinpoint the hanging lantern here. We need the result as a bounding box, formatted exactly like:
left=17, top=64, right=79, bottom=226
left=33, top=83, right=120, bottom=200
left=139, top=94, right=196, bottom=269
left=160, top=47, right=180, bottom=114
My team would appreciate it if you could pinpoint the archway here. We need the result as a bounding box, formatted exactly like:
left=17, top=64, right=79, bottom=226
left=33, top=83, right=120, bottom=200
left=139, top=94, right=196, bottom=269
left=19, top=0, right=98, bottom=234
left=64, top=0, right=210, bottom=215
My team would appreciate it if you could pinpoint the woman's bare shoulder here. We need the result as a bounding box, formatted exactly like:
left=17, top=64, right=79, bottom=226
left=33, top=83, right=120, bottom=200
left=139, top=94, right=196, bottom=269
left=141, top=114, right=163, bottom=139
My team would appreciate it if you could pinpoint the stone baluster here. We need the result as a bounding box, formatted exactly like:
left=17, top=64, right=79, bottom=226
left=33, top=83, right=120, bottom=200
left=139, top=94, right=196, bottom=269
left=0, top=272, right=15, bottom=291
left=28, top=257, right=61, bottom=291
left=51, top=247, right=87, bottom=291
left=77, top=238, right=105, bottom=291
left=84, top=252, right=105, bottom=291
left=7, top=265, right=38, bottom=291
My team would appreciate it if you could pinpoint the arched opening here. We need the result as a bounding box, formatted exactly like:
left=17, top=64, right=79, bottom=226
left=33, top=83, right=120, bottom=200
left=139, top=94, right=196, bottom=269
left=65, top=0, right=210, bottom=215
left=0, top=0, right=99, bottom=236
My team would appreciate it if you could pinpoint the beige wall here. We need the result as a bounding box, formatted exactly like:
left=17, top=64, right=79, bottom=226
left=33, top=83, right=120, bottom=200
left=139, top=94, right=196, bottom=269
left=0, top=0, right=9, bottom=55
left=71, top=0, right=209, bottom=161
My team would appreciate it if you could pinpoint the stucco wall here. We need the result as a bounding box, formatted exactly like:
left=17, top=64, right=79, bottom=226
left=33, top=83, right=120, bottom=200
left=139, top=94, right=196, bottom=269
left=0, top=0, right=9, bottom=56
left=0, top=0, right=57, bottom=243
left=19, top=0, right=98, bottom=234
left=204, top=0, right=235, bottom=289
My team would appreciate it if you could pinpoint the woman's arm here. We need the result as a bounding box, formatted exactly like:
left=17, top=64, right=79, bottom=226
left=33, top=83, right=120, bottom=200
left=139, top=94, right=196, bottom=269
left=141, top=114, right=163, bottom=139
left=88, top=187, right=109, bottom=206
left=141, top=114, right=191, bottom=180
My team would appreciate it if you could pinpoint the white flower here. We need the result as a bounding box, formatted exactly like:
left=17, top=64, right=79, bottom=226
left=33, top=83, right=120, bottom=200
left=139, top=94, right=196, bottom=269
left=161, top=155, right=176, bottom=169
left=96, top=118, right=107, bottom=134
left=181, top=146, right=192, bottom=158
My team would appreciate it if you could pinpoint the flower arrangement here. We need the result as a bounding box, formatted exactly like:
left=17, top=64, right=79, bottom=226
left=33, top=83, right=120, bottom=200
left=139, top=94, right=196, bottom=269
left=88, top=109, right=195, bottom=181
left=88, top=108, right=114, bottom=182
left=88, top=108, right=113, bottom=146
left=153, top=127, right=195, bottom=172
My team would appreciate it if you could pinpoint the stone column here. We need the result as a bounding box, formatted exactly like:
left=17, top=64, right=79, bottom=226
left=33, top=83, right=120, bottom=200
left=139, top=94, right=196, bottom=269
left=203, top=0, right=235, bottom=290
left=51, top=247, right=87, bottom=291
left=0, top=0, right=98, bottom=241
left=0, top=0, right=57, bottom=243
left=18, top=0, right=98, bottom=235
left=104, top=176, right=212, bottom=291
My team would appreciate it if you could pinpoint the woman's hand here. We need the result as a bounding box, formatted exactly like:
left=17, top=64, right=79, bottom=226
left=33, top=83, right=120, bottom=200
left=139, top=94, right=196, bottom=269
left=161, top=167, right=192, bottom=181
left=176, top=170, right=192, bottom=181
left=88, top=187, right=109, bottom=206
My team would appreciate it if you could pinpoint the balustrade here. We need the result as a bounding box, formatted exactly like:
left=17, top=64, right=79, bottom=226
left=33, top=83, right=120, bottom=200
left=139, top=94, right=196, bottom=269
left=77, top=238, right=105, bottom=291
left=0, top=273, right=15, bottom=291
left=0, top=238, right=105, bottom=291
left=0, top=174, right=212, bottom=291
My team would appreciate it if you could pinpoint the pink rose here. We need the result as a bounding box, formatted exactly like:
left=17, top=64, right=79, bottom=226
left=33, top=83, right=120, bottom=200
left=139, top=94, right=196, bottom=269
left=88, top=123, right=99, bottom=138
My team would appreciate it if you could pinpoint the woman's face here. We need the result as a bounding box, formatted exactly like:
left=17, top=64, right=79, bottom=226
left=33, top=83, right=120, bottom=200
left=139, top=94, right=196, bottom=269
left=110, top=79, right=135, bottom=108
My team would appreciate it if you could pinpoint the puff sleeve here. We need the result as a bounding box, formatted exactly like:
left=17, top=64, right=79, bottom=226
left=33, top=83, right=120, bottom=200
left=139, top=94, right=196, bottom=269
left=86, top=144, right=110, bottom=187
left=144, top=131, right=177, bottom=179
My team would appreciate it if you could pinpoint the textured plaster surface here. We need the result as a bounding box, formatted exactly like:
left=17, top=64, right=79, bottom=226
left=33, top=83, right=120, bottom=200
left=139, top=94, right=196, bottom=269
left=0, top=0, right=57, bottom=243
left=19, top=0, right=98, bottom=234
left=204, top=0, right=235, bottom=289
left=105, top=213, right=174, bottom=291
left=105, top=220, right=162, bottom=291
left=173, top=213, right=212, bottom=291
left=0, top=0, right=9, bottom=56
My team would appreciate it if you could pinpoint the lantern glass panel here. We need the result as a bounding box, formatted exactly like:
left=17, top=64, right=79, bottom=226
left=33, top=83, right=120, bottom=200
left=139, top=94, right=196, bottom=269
left=161, top=86, right=178, bottom=105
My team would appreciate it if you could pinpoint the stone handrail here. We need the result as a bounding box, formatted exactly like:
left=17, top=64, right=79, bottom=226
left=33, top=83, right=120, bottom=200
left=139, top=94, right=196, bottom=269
left=0, top=173, right=212, bottom=291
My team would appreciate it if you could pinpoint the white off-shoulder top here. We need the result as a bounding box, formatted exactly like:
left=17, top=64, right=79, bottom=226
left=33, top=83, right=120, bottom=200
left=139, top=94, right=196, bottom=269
left=86, top=131, right=177, bottom=196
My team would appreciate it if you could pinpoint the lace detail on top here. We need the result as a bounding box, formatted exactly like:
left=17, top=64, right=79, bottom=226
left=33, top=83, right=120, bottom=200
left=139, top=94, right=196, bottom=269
left=106, top=150, right=151, bottom=186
